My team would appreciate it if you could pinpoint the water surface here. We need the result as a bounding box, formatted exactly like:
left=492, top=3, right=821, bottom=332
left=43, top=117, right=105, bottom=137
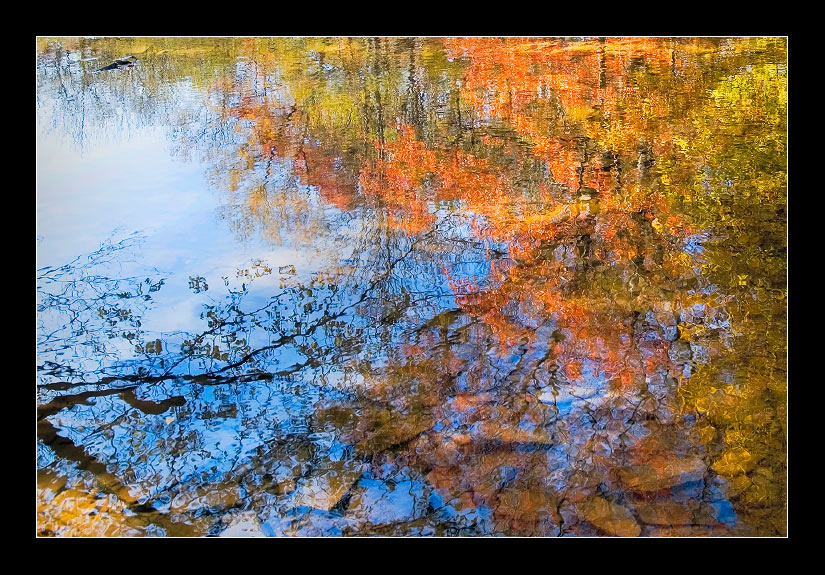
left=36, top=37, right=787, bottom=537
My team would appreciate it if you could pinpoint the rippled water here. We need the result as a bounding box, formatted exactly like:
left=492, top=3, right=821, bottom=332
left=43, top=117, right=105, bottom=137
left=36, top=37, right=787, bottom=537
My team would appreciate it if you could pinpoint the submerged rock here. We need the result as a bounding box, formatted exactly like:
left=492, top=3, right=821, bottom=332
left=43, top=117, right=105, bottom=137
left=575, top=496, right=641, bottom=537
left=346, top=477, right=429, bottom=525
left=219, top=511, right=265, bottom=537
left=633, top=501, right=694, bottom=525
left=289, top=467, right=363, bottom=512
left=618, top=457, right=707, bottom=492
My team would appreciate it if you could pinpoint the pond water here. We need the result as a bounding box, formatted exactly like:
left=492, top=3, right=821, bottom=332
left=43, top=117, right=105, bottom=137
left=36, top=37, right=787, bottom=537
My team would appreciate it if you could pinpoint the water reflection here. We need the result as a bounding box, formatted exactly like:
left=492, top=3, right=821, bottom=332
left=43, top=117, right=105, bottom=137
left=36, top=37, right=786, bottom=536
